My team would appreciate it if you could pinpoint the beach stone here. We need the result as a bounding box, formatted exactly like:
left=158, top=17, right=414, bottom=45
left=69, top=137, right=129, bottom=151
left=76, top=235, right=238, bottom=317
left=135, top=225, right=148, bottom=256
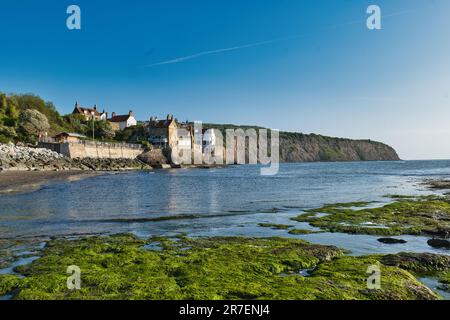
left=378, top=238, right=407, bottom=244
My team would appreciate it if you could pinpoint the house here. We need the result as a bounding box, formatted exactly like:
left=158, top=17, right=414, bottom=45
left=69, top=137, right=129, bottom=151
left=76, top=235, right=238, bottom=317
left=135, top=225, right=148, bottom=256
left=53, top=132, right=86, bottom=143
left=109, top=110, right=137, bottom=131
left=145, top=114, right=179, bottom=148
left=177, top=130, right=192, bottom=150
left=72, top=102, right=107, bottom=121
left=202, top=128, right=219, bottom=155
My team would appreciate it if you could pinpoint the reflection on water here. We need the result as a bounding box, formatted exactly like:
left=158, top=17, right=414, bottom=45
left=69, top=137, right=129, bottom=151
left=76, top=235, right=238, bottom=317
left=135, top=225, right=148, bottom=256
left=0, top=255, right=39, bottom=276
left=418, top=277, right=450, bottom=300
left=1, top=160, right=450, bottom=256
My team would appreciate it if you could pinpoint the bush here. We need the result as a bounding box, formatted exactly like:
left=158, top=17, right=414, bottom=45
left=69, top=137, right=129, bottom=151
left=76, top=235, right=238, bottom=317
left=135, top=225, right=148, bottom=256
left=0, top=134, right=10, bottom=144
left=18, top=109, right=50, bottom=141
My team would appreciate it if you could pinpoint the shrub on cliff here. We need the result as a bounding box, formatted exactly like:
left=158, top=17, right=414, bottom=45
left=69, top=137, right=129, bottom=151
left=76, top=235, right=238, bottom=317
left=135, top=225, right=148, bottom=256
left=12, top=93, right=65, bottom=130
left=0, top=125, right=17, bottom=142
left=17, top=109, right=50, bottom=142
left=94, top=120, right=115, bottom=140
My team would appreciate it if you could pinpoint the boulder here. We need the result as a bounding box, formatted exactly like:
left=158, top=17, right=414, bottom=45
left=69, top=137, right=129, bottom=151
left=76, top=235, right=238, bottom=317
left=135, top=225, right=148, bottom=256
left=427, top=239, right=450, bottom=249
left=378, top=238, right=407, bottom=244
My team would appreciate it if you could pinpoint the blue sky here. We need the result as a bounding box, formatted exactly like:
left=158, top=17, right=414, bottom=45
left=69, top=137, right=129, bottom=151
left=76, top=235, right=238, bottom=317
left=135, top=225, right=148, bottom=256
left=1, top=0, right=449, bottom=159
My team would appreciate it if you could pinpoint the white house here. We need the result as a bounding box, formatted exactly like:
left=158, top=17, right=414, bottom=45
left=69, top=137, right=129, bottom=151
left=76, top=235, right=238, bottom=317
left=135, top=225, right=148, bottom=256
left=202, top=128, right=219, bottom=155
left=177, top=130, right=192, bottom=149
left=109, top=110, right=137, bottom=131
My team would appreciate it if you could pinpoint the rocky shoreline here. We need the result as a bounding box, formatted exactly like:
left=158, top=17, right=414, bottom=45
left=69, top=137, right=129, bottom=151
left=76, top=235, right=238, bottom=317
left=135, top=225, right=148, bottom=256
left=0, top=142, right=151, bottom=172
left=0, top=234, right=443, bottom=300
left=0, top=143, right=227, bottom=194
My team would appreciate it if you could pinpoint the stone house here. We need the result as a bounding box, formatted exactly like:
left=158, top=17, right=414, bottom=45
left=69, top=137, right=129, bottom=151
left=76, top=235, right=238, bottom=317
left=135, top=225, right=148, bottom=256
left=72, top=102, right=107, bottom=121
left=145, top=114, right=179, bottom=148
left=109, top=111, right=137, bottom=131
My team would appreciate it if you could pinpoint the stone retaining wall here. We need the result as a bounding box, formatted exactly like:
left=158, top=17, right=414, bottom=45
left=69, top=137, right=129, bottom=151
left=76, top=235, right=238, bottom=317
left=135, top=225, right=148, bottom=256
left=38, top=142, right=143, bottom=159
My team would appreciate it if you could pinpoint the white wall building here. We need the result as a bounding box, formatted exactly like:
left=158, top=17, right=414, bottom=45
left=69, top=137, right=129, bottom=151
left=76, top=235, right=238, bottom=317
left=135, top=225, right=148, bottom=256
left=202, top=129, right=219, bottom=155
left=109, top=111, right=137, bottom=131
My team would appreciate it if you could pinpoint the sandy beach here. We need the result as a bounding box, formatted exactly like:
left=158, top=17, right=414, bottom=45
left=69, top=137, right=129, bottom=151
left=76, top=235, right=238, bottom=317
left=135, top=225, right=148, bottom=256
left=0, top=171, right=101, bottom=194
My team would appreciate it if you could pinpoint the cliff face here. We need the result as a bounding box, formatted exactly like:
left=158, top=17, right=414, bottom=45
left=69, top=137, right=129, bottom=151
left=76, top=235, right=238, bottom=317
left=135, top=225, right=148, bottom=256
left=280, top=132, right=400, bottom=162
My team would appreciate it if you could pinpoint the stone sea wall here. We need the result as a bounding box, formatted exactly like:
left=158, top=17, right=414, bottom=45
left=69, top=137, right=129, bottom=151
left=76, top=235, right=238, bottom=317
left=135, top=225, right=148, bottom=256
left=38, top=141, right=143, bottom=159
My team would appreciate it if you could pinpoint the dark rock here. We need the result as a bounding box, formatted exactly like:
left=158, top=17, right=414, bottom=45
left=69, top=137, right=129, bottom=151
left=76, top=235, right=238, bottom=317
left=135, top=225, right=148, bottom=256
left=427, top=239, right=450, bottom=249
left=378, top=238, right=407, bottom=244
left=381, top=252, right=450, bottom=272
left=137, top=149, right=169, bottom=165
left=423, top=229, right=450, bottom=238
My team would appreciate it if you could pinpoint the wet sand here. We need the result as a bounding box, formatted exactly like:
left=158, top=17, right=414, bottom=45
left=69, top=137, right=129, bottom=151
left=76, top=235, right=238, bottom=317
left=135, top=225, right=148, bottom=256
left=0, top=171, right=102, bottom=194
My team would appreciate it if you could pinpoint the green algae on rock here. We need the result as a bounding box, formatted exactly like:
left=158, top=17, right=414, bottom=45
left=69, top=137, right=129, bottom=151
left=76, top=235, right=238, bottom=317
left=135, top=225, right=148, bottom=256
left=381, top=252, right=450, bottom=273
left=258, top=223, right=293, bottom=230
left=288, top=229, right=320, bottom=235
left=0, top=234, right=440, bottom=300
left=381, top=252, right=450, bottom=295
left=292, top=196, right=450, bottom=236
left=0, top=274, right=21, bottom=296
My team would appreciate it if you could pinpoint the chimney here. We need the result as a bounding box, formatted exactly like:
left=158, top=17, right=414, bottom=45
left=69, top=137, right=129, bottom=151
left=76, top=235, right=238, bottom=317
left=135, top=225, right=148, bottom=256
left=93, top=105, right=97, bottom=111
left=112, top=112, right=116, bottom=118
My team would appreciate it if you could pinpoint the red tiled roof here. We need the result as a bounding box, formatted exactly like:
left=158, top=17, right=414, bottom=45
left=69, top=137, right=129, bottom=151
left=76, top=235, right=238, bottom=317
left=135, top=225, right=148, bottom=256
left=109, top=115, right=131, bottom=122
left=73, top=106, right=101, bottom=116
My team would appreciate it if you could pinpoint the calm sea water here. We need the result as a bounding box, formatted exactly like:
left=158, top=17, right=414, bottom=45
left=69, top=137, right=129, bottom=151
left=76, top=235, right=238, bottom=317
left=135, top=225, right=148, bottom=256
left=1, top=160, right=450, bottom=256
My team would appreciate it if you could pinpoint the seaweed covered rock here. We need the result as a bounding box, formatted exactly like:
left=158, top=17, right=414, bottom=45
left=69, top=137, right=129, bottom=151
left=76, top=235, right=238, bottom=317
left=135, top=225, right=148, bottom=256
left=0, top=274, right=21, bottom=296
left=381, top=253, right=450, bottom=273
left=292, top=196, right=450, bottom=237
left=0, top=234, right=440, bottom=300
left=258, top=223, right=293, bottom=230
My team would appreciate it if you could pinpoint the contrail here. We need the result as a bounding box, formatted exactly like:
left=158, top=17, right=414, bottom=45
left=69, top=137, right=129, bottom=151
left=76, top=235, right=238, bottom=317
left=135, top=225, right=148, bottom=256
left=144, top=38, right=294, bottom=67
left=144, top=9, right=416, bottom=68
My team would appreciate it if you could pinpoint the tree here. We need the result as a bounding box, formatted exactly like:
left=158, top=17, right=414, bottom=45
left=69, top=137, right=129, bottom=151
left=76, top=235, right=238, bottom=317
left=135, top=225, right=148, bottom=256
left=94, top=121, right=115, bottom=140
left=12, top=93, right=64, bottom=130
left=0, top=93, right=7, bottom=115
left=4, top=100, right=19, bottom=126
left=0, top=125, right=17, bottom=139
left=18, top=109, right=50, bottom=141
left=62, top=113, right=89, bottom=134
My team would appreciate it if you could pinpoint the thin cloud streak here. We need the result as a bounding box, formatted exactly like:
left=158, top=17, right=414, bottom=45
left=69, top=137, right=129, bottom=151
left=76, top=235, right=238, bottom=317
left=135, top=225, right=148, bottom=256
left=144, top=9, right=415, bottom=68
left=144, top=37, right=298, bottom=67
